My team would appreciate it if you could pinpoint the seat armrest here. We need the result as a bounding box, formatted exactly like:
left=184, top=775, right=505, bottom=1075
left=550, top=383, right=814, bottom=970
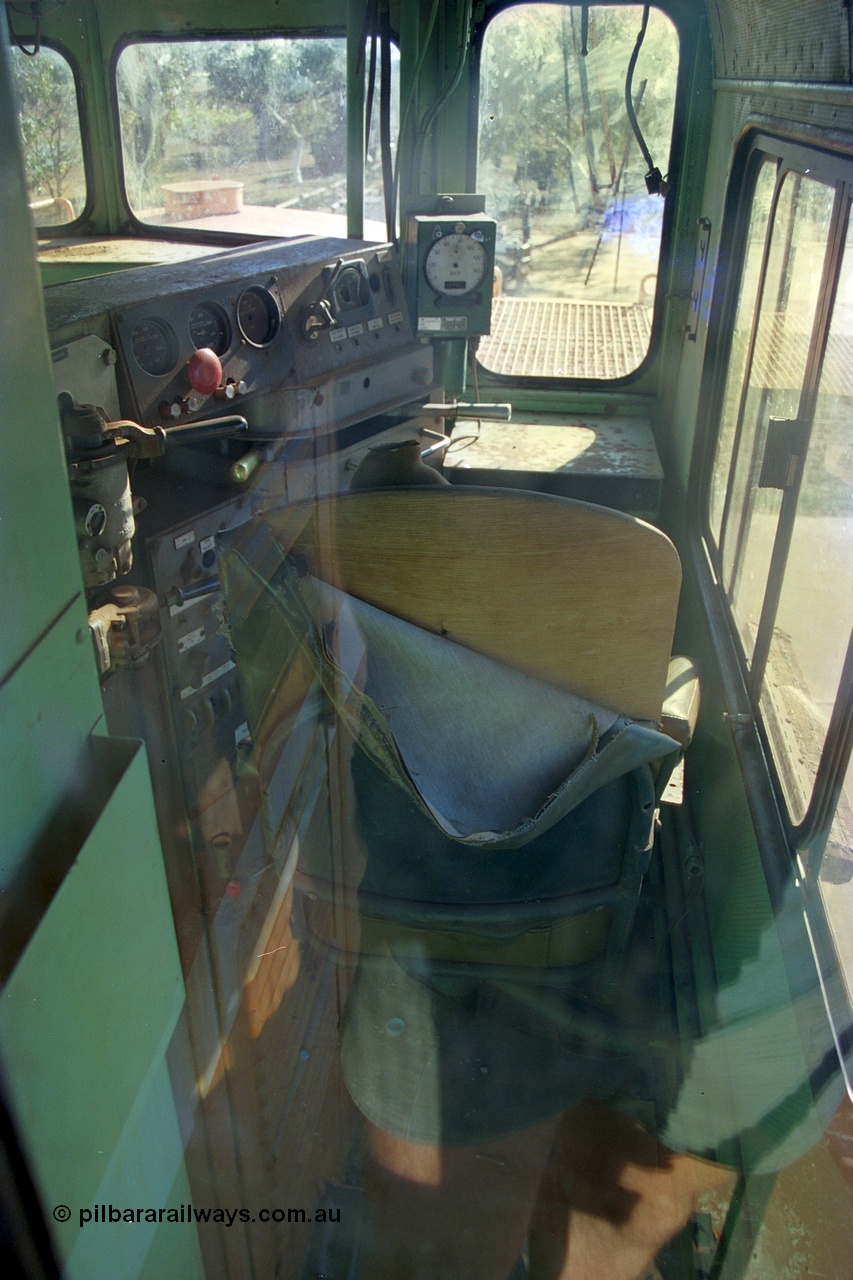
left=660, top=655, right=700, bottom=750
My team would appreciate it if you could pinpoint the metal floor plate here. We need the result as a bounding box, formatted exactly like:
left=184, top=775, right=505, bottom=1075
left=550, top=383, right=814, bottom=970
left=478, top=297, right=653, bottom=380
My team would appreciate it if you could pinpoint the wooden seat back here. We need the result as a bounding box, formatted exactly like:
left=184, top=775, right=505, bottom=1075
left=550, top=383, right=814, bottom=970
left=281, top=486, right=681, bottom=723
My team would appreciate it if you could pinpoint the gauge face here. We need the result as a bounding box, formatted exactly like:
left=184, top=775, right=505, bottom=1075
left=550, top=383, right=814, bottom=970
left=189, top=302, right=231, bottom=356
left=332, top=264, right=369, bottom=316
left=424, top=233, right=488, bottom=297
left=130, top=316, right=179, bottom=376
left=236, top=285, right=281, bottom=347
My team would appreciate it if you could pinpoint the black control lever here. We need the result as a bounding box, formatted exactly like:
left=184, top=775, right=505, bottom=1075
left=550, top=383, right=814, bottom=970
left=114, top=414, right=248, bottom=458
left=162, top=416, right=249, bottom=445
left=167, top=578, right=221, bottom=608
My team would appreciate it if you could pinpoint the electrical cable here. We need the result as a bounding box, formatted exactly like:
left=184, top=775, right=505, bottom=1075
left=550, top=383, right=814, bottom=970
left=388, top=0, right=441, bottom=245
left=379, top=11, right=394, bottom=242
left=9, top=0, right=67, bottom=15
left=624, top=4, right=668, bottom=196
left=6, top=8, right=41, bottom=56
left=411, top=0, right=473, bottom=190
left=365, top=30, right=378, bottom=158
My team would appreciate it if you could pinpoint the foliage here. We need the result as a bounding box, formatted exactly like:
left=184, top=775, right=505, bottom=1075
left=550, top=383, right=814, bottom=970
left=479, top=4, right=678, bottom=223
left=116, top=37, right=349, bottom=210
left=203, top=39, right=346, bottom=170
left=11, top=47, right=84, bottom=204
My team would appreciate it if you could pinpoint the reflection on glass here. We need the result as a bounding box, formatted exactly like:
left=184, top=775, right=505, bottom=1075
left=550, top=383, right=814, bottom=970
left=477, top=4, right=678, bottom=379
left=760, top=212, right=853, bottom=822
left=709, top=160, right=776, bottom=543
left=10, top=46, right=86, bottom=224
left=721, top=173, right=834, bottom=663
left=212, top=489, right=850, bottom=1280
left=116, top=39, right=398, bottom=238
left=818, top=752, right=853, bottom=1014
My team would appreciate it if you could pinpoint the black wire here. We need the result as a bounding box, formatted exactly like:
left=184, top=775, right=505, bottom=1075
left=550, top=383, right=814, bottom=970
left=411, top=0, right=472, bottom=192
left=624, top=3, right=668, bottom=195
left=625, top=5, right=652, bottom=170
left=390, top=0, right=441, bottom=246
left=365, top=30, right=378, bottom=158
left=7, top=9, right=42, bottom=57
left=9, top=0, right=62, bottom=14
left=379, top=14, right=394, bottom=243
left=359, top=0, right=379, bottom=156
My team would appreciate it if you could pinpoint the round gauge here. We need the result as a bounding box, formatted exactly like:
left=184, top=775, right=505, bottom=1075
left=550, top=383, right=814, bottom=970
left=189, top=302, right=231, bottom=356
left=236, top=285, right=281, bottom=347
left=424, top=233, right=488, bottom=297
left=332, top=265, right=369, bottom=316
left=129, top=316, right=179, bottom=376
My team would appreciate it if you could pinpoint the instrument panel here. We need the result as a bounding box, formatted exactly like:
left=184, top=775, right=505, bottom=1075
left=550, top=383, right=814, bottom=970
left=45, top=237, right=431, bottom=436
left=113, top=269, right=293, bottom=425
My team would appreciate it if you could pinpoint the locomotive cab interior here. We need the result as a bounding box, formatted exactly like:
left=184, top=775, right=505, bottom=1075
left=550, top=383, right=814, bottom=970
left=1, top=2, right=852, bottom=1279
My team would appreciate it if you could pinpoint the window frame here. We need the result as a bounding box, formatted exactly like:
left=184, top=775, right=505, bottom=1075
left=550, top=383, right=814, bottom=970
left=697, top=128, right=853, bottom=865
left=693, top=126, right=853, bottom=1091
left=11, top=38, right=91, bottom=234
left=469, top=0, right=686, bottom=390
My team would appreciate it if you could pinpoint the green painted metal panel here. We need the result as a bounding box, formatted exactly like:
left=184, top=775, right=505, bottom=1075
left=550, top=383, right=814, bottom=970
left=0, top=27, right=107, bottom=895
left=0, top=603, right=102, bottom=894
left=64, top=1060, right=205, bottom=1280
left=139, top=1163, right=206, bottom=1280
left=0, top=736, right=191, bottom=1277
left=0, top=36, right=98, bottom=686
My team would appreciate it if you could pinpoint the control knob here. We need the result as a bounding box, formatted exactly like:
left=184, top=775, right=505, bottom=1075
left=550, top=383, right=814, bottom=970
left=187, top=347, right=223, bottom=396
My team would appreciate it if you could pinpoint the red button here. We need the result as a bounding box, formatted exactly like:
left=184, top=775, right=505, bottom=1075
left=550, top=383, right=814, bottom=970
left=187, top=347, right=222, bottom=395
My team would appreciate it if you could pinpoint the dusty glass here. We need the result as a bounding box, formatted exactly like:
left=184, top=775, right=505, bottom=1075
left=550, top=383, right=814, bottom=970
left=10, top=44, right=86, bottom=225
left=709, top=159, right=777, bottom=544
left=721, top=173, right=835, bottom=664
left=760, top=212, right=853, bottom=823
left=116, top=38, right=397, bottom=240
left=476, top=3, right=678, bottom=379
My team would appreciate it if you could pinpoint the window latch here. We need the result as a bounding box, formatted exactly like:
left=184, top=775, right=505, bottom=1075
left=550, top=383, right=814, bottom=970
left=758, top=417, right=807, bottom=490
left=685, top=217, right=711, bottom=341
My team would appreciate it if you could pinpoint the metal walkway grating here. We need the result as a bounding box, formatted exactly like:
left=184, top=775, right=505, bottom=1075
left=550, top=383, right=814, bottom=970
left=752, top=314, right=853, bottom=400
left=478, top=297, right=653, bottom=380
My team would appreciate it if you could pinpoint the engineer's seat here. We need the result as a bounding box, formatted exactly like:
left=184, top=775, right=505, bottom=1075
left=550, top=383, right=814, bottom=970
left=220, top=486, right=697, bottom=997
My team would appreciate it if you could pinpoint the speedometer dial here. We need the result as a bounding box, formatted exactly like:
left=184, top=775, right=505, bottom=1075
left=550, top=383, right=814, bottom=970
left=424, top=233, right=488, bottom=297
left=189, top=302, right=231, bottom=356
left=236, top=285, right=281, bottom=347
left=130, top=317, right=179, bottom=376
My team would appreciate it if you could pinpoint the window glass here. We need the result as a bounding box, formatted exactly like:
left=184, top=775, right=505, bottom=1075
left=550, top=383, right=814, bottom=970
left=476, top=3, right=678, bottom=380
left=708, top=148, right=853, bottom=842
left=722, top=174, right=835, bottom=665
left=116, top=38, right=397, bottom=239
left=10, top=45, right=86, bottom=226
left=709, top=160, right=776, bottom=543
left=760, top=213, right=853, bottom=822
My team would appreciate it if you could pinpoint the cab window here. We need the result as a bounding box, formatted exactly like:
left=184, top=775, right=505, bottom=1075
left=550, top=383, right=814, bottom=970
left=116, top=37, right=397, bottom=240
left=476, top=3, right=678, bottom=381
left=10, top=44, right=86, bottom=227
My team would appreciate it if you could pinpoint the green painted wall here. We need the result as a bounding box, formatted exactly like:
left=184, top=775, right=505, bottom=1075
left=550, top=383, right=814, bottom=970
left=0, top=19, right=104, bottom=884
left=0, top=739, right=203, bottom=1279
left=0, top=28, right=202, bottom=1275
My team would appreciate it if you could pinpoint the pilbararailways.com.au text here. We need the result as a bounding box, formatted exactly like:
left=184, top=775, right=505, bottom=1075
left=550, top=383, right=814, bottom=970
left=60, top=1204, right=340, bottom=1229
